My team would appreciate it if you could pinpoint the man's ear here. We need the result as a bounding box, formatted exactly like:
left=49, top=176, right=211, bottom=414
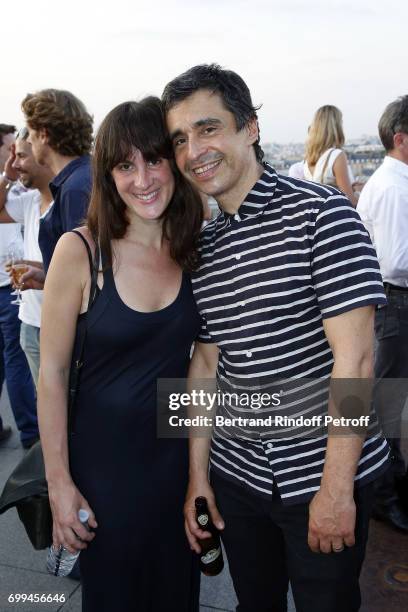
left=246, top=117, right=259, bottom=145
left=39, top=128, right=49, bottom=144
left=393, top=130, right=408, bottom=149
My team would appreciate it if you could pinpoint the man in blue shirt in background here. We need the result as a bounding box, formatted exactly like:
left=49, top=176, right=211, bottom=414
left=21, top=89, right=93, bottom=285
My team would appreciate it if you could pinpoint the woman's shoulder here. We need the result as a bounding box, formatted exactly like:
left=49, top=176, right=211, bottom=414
left=327, top=148, right=344, bottom=161
left=53, top=227, right=96, bottom=269
left=45, top=228, right=95, bottom=292
left=320, top=147, right=342, bottom=159
left=321, top=148, right=344, bottom=171
left=331, top=149, right=348, bottom=166
left=64, top=226, right=98, bottom=254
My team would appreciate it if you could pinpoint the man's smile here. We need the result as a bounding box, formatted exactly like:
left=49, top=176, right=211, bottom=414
left=191, top=159, right=222, bottom=178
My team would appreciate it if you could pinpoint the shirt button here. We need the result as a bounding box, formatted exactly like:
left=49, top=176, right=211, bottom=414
left=235, top=254, right=241, bottom=260
left=234, top=214, right=240, bottom=221
left=267, top=442, right=273, bottom=449
left=240, top=301, right=245, bottom=307
left=246, top=351, right=252, bottom=358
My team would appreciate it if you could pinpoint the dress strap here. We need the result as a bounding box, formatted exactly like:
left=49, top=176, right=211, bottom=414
left=70, top=232, right=114, bottom=295
left=71, top=229, right=93, bottom=277
left=96, top=245, right=119, bottom=296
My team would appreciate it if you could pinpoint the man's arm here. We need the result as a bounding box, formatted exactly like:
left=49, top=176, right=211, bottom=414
left=184, top=341, right=225, bottom=553
left=308, top=305, right=375, bottom=553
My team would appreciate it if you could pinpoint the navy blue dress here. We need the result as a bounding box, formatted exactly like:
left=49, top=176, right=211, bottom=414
left=68, top=254, right=201, bottom=612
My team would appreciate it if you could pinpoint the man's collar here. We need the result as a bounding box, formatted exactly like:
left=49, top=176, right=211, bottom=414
left=220, top=162, right=278, bottom=223
left=383, top=155, right=408, bottom=178
left=50, top=155, right=90, bottom=190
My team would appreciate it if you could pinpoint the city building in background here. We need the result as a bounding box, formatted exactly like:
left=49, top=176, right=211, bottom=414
left=263, top=135, right=385, bottom=180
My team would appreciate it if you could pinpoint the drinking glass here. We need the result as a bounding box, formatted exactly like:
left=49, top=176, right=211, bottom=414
left=6, top=243, right=25, bottom=304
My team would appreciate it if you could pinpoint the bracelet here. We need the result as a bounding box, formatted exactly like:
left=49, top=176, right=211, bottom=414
left=1, top=171, right=16, bottom=182
left=1, top=172, right=15, bottom=191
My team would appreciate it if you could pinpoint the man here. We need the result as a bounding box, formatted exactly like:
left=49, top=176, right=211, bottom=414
left=0, top=127, right=53, bottom=386
left=0, top=125, right=26, bottom=198
left=0, top=127, right=38, bottom=448
left=21, top=89, right=93, bottom=281
left=358, top=95, right=408, bottom=531
left=163, top=65, right=389, bottom=612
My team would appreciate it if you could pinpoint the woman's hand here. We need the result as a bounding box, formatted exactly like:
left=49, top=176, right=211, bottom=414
left=48, top=477, right=98, bottom=554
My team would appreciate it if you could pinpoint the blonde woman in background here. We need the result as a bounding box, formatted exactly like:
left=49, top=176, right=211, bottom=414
left=303, top=105, right=360, bottom=206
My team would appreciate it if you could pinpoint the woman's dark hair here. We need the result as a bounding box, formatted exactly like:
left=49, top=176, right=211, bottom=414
left=162, top=63, right=264, bottom=163
left=87, top=97, right=203, bottom=271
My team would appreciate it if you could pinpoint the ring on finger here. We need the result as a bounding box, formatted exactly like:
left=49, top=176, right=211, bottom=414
left=332, top=545, right=344, bottom=553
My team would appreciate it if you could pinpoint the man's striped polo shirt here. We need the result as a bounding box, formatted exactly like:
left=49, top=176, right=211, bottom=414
left=192, top=163, right=389, bottom=505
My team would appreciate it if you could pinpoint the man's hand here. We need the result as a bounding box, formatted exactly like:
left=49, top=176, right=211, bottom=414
left=21, top=266, right=45, bottom=290
left=4, top=145, right=19, bottom=182
left=308, top=487, right=356, bottom=554
left=184, top=476, right=224, bottom=554
left=308, top=306, right=374, bottom=554
left=352, top=181, right=365, bottom=193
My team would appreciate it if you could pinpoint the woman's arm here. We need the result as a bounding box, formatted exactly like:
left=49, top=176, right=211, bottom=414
left=38, top=230, right=97, bottom=553
left=332, top=151, right=358, bottom=207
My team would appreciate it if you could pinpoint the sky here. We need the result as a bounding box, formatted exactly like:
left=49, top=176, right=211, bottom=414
left=1, top=0, right=407, bottom=143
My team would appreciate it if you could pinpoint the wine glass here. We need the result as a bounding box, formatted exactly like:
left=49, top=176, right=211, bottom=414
left=11, top=262, right=29, bottom=305
left=6, top=243, right=26, bottom=305
left=4, top=246, right=19, bottom=295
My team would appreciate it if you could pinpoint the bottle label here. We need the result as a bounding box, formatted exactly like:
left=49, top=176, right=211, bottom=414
left=201, top=547, right=221, bottom=565
left=197, top=513, right=209, bottom=527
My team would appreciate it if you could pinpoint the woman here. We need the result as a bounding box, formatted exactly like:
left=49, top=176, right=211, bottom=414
left=303, top=105, right=360, bottom=206
left=38, top=98, right=203, bottom=611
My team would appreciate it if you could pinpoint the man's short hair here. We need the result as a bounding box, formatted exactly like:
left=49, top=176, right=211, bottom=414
left=21, top=89, right=93, bottom=156
left=378, top=95, right=408, bottom=151
left=162, top=63, right=264, bottom=163
left=0, top=124, right=16, bottom=146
